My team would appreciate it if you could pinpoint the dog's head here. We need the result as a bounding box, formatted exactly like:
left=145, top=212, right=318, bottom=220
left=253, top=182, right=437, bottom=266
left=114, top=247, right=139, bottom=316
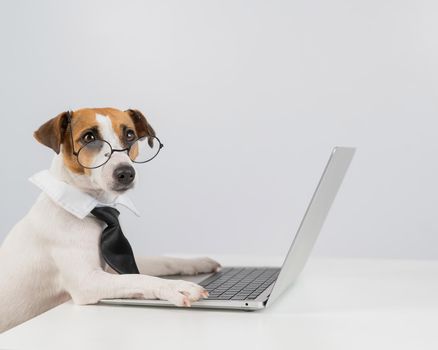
left=34, top=108, right=156, bottom=195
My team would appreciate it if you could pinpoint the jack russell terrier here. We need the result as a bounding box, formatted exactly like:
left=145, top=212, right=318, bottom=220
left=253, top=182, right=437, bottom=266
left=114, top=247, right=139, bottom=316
left=0, top=108, right=221, bottom=333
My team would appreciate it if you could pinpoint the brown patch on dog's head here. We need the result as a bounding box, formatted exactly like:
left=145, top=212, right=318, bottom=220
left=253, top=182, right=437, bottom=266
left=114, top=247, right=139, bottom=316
left=97, top=108, right=138, bottom=147
left=125, top=109, right=156, bottom=147
left=34, top=109, right=99, bottom=174
left=62, top=109, right=98, bottom=174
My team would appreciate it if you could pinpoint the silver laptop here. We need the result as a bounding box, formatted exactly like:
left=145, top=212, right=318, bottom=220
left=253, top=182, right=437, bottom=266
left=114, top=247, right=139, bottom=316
left=101, top=147, right=355, bottom=310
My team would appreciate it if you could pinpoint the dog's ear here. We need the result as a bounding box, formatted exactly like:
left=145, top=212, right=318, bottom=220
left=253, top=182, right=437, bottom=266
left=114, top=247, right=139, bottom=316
left=125, top=109, right=156, bottom=147
left=34, top=111, right=70, bottom=154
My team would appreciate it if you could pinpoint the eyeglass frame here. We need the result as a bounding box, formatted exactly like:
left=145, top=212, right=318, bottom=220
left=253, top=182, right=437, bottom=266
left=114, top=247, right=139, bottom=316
left=66, top=111, right=164, bottom=170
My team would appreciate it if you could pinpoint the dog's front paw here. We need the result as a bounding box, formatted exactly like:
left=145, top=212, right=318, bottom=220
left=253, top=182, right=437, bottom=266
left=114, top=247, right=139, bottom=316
left=156, top=280, right=208, bottom=307
left=178, top=257, right=221, bottom=275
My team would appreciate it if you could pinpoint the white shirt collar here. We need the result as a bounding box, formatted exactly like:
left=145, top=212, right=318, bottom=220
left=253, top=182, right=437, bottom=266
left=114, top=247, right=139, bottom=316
left=29, top=170, right=140, bottom=219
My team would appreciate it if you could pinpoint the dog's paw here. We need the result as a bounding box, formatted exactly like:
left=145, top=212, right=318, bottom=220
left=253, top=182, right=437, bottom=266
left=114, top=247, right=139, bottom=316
left=156, top=280, right=208, bottom=307
left=178, top=257, right=221, bottom=275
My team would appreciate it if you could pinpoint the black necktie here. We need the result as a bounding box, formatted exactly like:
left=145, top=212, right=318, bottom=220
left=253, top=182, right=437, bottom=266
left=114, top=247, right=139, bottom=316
left=91, top=206, right=140, bottom=274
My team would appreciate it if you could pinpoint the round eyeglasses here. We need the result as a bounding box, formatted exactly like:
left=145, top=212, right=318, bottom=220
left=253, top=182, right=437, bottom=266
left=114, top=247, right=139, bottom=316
left=67, top=115, right=163, bottom=169
left=74, top=137, right=163, bottom=169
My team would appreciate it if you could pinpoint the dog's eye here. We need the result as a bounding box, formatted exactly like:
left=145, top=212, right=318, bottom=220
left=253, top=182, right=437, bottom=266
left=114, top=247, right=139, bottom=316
left=126, top=129, right=136, bottom=142
left=82, top=132, right=96, bottom=144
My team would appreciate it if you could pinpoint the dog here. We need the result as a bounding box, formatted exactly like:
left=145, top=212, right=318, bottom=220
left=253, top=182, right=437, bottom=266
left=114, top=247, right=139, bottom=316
left=0, top=108, right=220, bottom=333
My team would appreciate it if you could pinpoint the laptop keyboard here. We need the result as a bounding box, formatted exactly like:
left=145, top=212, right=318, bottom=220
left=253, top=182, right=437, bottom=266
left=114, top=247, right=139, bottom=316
left=199, top=267, right=280, bottom=300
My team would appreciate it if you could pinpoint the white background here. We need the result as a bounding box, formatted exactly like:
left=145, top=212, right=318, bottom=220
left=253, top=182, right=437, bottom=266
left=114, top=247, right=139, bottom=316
left=0, top=0, right=437, bottom=260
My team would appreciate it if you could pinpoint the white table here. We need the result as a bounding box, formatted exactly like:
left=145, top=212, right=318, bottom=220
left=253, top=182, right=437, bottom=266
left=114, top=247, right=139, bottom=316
left=1, top=257, right=438, bottom=350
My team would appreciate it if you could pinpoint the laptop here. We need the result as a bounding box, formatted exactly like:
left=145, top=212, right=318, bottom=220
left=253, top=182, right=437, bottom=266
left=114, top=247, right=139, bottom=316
left=101, top=147, right=355, bottom=310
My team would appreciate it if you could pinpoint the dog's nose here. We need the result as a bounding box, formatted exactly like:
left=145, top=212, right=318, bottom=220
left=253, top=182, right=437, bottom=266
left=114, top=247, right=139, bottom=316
left=113, top=165, right=136, bottom=186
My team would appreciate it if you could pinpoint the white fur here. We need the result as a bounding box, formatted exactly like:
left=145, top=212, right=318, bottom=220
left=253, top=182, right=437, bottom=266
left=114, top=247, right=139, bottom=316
left=96, top=114, right=122, bottom=148
left=87, top=114, right=133, bottom=194
left=0, top=115, right=220, bottom=333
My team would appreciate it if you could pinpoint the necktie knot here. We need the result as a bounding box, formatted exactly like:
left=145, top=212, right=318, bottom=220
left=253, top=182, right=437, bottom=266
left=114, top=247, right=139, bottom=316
left=91, top=206, right=120, bottom=227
